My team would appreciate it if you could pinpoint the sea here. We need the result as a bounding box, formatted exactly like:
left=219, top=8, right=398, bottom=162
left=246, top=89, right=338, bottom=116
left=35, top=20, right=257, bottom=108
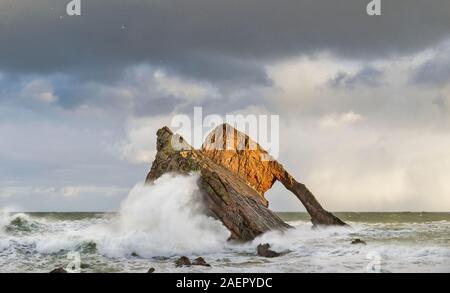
left=0, top=174, right=449, bottom=273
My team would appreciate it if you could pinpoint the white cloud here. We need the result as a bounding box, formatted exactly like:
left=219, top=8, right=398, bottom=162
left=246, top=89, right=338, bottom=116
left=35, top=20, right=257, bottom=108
left=265, top=54, right=359, bottom=110
left=0, top=184, right=127, bottom=199
left=266, top=118, right=450, bottom=212
left=258, top=50, right=450, bottom=211
left=61, top=186, right=81, bottom=198
left=60, top=186, right=128, bottom=198
left=111, top=115, right=172, bottom=164
left=318, top=111, right=366, bottom=130
left=22, top=79, right=58, bottom=104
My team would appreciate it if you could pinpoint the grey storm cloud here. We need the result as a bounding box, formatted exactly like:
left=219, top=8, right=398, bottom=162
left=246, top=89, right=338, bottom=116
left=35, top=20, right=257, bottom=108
left=330, top=67, right=384, bottom=89
left=433, top=96, right=449, bottom=117
left=412, top=50, right=450, bottom=86
left=1, top=0, right=450, bottom=82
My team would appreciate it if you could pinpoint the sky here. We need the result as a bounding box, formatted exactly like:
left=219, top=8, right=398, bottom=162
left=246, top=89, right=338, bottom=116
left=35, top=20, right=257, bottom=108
left=0, top=0, right=450, bottom=212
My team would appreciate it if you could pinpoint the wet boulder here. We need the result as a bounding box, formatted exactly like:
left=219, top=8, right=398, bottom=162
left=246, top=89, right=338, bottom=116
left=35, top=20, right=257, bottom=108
left=192, top=257, right=211, bottom=267
left=49, top=267, right=68, bottom=273
left=175, top=256, right=192, bottom=267
left=257, top=243, right=288, bottom=258
left=351, top=239, right=367, bottom=245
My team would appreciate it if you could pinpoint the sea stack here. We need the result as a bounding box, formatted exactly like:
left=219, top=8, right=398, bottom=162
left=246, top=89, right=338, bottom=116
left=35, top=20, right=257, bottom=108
left=146, top=124, right=346, bottom=241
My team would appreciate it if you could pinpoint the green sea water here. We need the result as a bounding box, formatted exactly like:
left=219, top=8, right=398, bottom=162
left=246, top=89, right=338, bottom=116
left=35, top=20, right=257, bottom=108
left=1, top=211, right=449, bottom=273
left=278, top=211, right=450, bottom=223
left=22, top=211, right=450, bottom=223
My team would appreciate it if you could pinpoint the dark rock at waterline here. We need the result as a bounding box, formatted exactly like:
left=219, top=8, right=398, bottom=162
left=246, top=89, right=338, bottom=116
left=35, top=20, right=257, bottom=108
left=351, top=239, right=367, bottom=245
left=175, top=256, right=192, bottom=267
left=147, top=267, right=155, bottom=273
left=145, top=125, right=347, bottom=242
left=257, top=243, right=288, bottom=258
left=153, top=256, right=170, bottom=261
left=175, top=256, right=211, bottom=267
left=80, top=241, right=97, bottom=253
left=49, top=267, right=68, bottom=273
left=192, top=257, right=211, bottom=267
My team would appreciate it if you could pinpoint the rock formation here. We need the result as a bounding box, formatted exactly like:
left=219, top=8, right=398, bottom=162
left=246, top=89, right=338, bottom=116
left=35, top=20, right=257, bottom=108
left=174, top=256, right=211, bottom=267
left=192, top=257, right=211, bottom=267
left=49, top=267, right=68, bottom=273
left=175, top=256, right=192, bottom=267
left=146, top=124, right=346, bottom=241
left=256, top=243, right=289, bottom=258
left=351, top=239, right=367, bottom=245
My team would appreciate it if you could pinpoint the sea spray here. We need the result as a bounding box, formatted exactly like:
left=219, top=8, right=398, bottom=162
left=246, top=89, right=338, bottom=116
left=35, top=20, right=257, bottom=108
left=1, top=175, right=229, bottom=259
left=0, top=207, right=17, bottom=231
left=0, top=209, right=10, bottom=232
left=0, top=207, right=33, bottom=234
left=0, top=208, right=13, bottom=252
left=81, top=173, right=230, bottom=258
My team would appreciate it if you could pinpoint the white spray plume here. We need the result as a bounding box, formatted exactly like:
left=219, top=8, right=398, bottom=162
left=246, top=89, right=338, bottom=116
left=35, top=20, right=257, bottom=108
left=83, top=173, right=230, bottom=258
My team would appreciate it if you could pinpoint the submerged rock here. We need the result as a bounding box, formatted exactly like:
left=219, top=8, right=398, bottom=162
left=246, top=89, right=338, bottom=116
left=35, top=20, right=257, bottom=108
left=174, top=256, right=211, bottom=267
left=192, top=257, right=211, bottom=267
left=49, top=267, right=68, bottom=273
left=146, top=124, right=346, bottom=241
left=256, top=243, right=288, bottom=258
left=175, top=256, right=192, bottom=267
left=351, top=239, right=367, bottom=245
left=79, top=241, right=97, bottom=253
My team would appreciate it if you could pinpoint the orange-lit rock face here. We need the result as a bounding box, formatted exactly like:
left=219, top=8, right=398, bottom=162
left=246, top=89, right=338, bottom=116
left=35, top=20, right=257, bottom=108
left=201, top=124, right=282, bottom=198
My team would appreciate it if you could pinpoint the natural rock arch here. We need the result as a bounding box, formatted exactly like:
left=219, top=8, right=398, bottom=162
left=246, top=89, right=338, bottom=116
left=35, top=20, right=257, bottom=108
left=146, top=124, right=346, bottom=241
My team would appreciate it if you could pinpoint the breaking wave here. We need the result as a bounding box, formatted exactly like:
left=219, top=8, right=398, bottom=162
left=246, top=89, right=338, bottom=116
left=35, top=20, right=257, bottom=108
left=82, top=173, right=230, bottom=258
left=0, top=174, right=230, bottom=258
left=0, top=209, right=42, bottom=234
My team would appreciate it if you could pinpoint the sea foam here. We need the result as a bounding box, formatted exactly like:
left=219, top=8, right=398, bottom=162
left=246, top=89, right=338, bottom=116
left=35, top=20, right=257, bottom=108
left=79, top=173, right=230, bottom=258
left=1, top=174, right=229, bottom=258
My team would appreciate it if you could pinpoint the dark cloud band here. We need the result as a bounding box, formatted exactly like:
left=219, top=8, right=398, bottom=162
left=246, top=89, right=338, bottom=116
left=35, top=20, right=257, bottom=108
left=1, top=0, right=450, bottom=82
